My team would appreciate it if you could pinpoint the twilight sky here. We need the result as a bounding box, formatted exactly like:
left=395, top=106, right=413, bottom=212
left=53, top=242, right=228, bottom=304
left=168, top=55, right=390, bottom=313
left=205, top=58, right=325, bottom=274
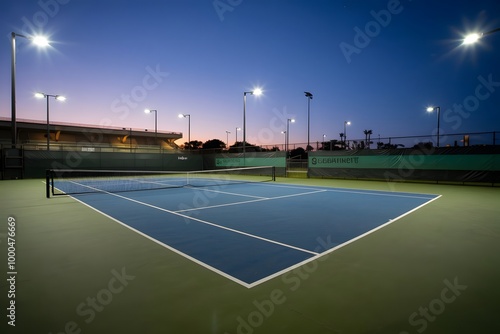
left=1, top=0, right=499, bottom=148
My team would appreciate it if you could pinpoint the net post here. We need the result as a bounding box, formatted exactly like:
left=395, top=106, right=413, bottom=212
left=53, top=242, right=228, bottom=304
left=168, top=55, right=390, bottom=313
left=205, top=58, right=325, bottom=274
left=45, top=169, right=51, bottom=198
left=272, top=166, right=276, bottom=181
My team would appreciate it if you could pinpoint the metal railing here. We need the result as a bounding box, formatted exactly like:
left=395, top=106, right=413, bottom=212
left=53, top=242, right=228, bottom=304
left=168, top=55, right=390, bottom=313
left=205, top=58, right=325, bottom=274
left=1, top=131, right=498, bottom=153
left=259, top=131, right=499, bottom=151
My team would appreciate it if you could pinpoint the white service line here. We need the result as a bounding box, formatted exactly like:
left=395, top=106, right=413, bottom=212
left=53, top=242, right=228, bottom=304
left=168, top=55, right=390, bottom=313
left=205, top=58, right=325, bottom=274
left=249, top=181, right=438, bottom=200
left=174, top=189, right=327, bottom=213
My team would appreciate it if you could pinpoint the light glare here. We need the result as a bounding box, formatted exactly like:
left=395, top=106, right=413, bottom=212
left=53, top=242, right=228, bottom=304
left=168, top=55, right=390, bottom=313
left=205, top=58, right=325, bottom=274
left=32, top=35, right=49, bottom=47
left=253, top=88, right=263, bottom=96
left=427, top=107, right=435, bottom=112
left=55, top=95, right=66, bottom=101
left=463, top=33, right=481, bottom=45
left=34, top=92, right=45, bottom=98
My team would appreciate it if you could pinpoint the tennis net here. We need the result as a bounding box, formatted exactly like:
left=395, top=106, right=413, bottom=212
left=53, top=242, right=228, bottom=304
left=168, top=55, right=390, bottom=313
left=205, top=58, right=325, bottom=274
left=46, top=166, right=275, bottom=197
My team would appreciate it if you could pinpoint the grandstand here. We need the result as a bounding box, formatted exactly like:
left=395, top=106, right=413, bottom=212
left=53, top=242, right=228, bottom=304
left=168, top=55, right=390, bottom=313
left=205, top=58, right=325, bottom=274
left=0, top=117, right=182, bottom=151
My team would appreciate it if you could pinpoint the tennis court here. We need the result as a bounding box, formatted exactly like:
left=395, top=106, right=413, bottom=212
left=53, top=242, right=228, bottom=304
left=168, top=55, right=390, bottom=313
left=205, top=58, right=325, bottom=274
left=1, top=174, right=500, bottom=334
left=47, top=167, right=440, bottom=288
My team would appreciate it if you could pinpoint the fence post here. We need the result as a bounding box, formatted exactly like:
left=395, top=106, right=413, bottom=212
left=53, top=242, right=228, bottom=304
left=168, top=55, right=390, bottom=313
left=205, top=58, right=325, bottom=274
left=45, top=169, right=50, bottom=198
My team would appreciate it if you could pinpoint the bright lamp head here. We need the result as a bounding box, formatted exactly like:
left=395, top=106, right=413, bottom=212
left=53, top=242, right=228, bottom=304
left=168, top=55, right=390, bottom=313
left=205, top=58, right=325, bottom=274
left=32, top=35, right=49, bottom=47
left=463, top=33, right=481, bottom=45
left=252, top=88, right=263, bottom=96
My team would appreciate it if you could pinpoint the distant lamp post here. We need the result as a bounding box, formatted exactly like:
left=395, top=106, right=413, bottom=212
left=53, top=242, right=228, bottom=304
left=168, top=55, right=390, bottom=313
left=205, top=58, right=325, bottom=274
left=11, top=32, right=50, bottom=147
left=281, top=131, right=286, bottom=152
left=35, top=92, right=66, bottom=151
left=462, top=28, right=500, bottom=45
left=344, top=121, right=351, bottom=149
left=178, top=113, right=191, bottom=147
left=144, top=109, right=158, bottom=142
left=243, top=88, right=262, bottom=157
left=426, top=106, right=441, bottom=147
left=235, top=127, right=241, bottom=144
left=304, top=91, right=313, bottom=151
left=225, top=131, right=231, bottom=149
left=286, top=118, right=295, bottom=155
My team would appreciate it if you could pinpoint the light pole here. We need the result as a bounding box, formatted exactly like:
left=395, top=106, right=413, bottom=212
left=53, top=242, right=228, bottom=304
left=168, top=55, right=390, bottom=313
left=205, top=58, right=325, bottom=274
left=243, top=88, right=262, bottom=157
left=144, top=109, right=158, bottom=142
left=286, top=118, right=295, bottom=156
left=344, top=121, right=351, bottom=149
left=35, top=93, right=66, bottom=151
left=426, top=106, right=441, bottom=147
left=281, top=131, right=286, bottom=152
left=178, top=114, right=191, bottom=148
left=235, top=127, right=241, bottom=145
left=462, top=28, right=500, bottom=45
left=11, top=32, right=49, bottom=147
left=226, top=131, right=231, bottom=149
left=304, top=91, right=313, bottom=151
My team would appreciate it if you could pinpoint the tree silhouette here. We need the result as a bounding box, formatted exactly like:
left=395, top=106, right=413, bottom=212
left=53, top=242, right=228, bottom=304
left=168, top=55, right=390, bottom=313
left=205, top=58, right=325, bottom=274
left=202, top=139, right=226, bottom=150
left=228, top=141, right=261, bottom=153
left=363, top=129, right=373, bottom=149
left=320, top=140, right=342, bottom=151
left=183, top=140, right=202, bottom=149
left=290, top=147, right=307, bottom=159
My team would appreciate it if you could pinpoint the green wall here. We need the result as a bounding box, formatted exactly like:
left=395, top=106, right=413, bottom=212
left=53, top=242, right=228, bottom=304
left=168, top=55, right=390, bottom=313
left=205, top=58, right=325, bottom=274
left=308, top=147, right=499, bottom=184
left=23, top=150, right=203, bottom=178
left=309, top=154, right=498, bottom=171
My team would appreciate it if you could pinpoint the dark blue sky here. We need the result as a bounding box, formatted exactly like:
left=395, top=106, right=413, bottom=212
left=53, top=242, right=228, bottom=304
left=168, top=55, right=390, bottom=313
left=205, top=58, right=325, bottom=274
left=1, top=0, right=499, bottom=147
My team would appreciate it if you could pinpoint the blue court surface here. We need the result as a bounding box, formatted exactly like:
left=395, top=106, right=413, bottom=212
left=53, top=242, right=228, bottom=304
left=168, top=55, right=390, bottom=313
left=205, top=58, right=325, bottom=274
left=62, top=181, right=440, bottom=288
